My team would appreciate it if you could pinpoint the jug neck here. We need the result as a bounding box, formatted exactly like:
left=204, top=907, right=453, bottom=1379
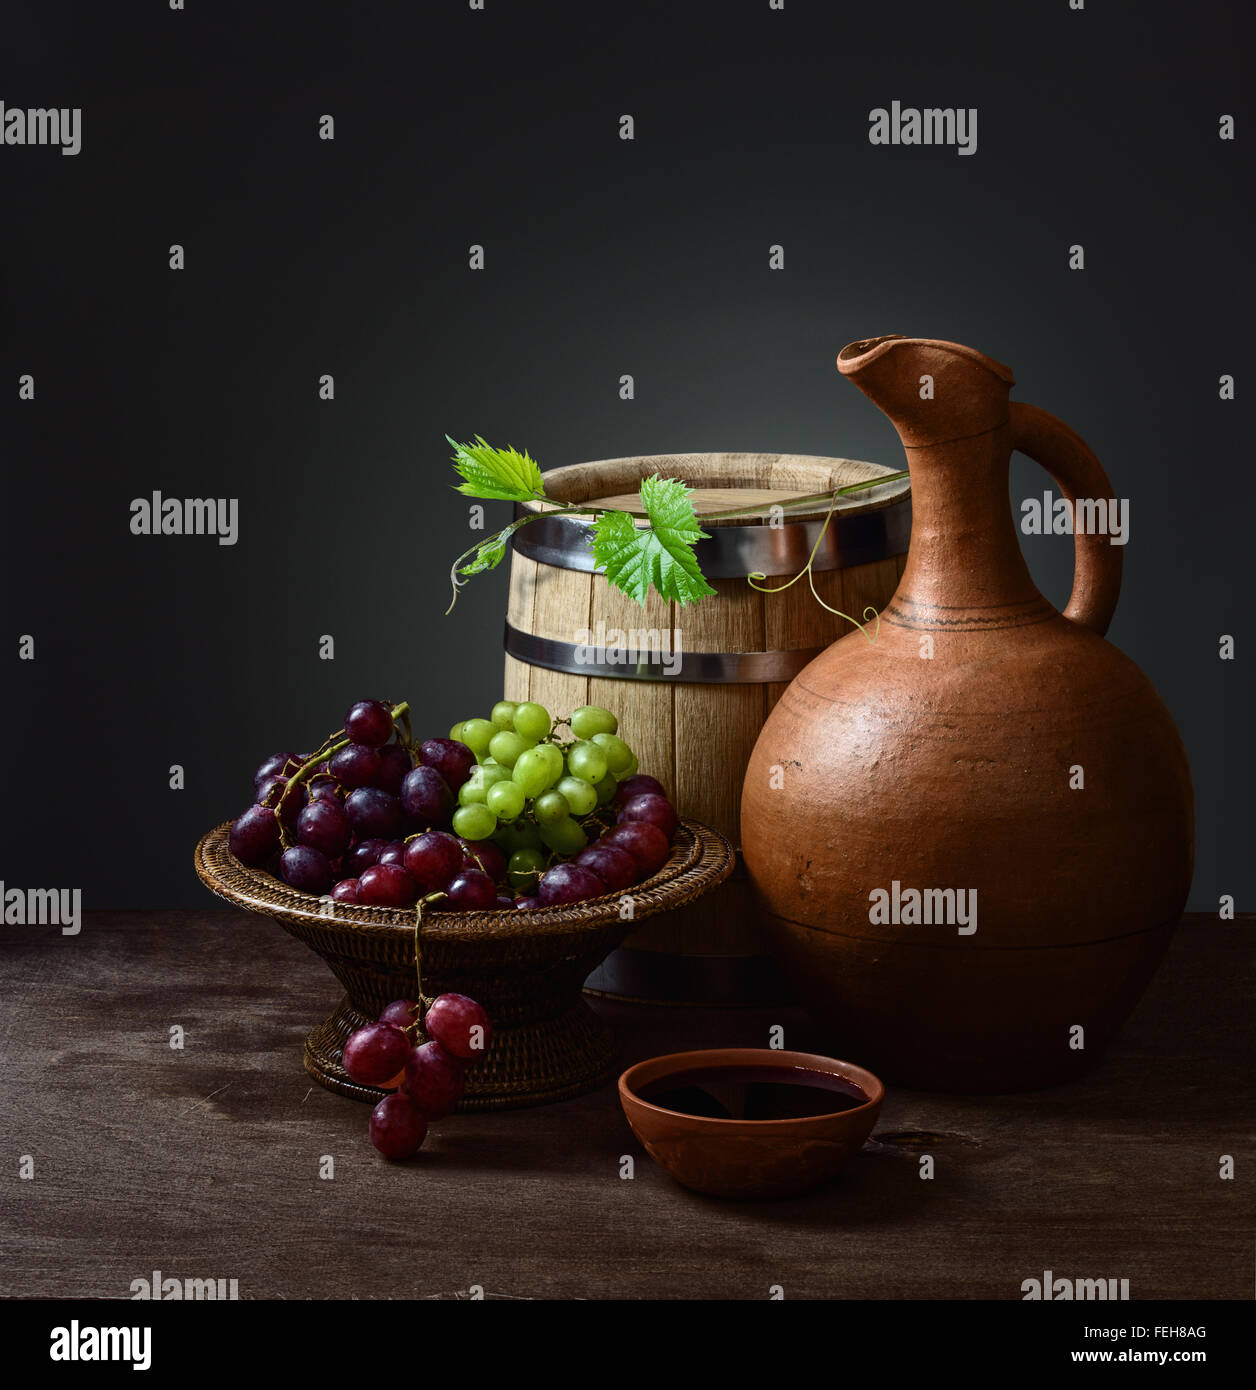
left=891, top=424, right=1048, bottom=624
left=837, top=336, right=1051, bottom=627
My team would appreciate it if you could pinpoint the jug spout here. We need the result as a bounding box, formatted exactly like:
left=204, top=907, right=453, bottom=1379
left=837, top=335, right=1016, bottom=448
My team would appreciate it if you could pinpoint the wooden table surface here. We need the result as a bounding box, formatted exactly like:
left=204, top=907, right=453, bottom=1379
left=1, top=911, right=1250, bottom=1301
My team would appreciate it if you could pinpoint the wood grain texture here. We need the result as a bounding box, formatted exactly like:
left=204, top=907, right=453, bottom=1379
left=0, top=912, right=1248, bottom=1300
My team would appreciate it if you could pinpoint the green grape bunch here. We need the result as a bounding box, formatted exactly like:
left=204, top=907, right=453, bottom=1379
left=449, top=700, right=639, bottom=889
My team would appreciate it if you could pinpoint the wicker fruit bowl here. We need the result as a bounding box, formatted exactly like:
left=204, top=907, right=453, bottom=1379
left=194, top=818, right=734, bottom=1110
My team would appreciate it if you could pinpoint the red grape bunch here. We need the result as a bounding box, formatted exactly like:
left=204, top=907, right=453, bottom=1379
left=227, top=696, right=681, bottom=909
left=341, top=993, right=492, bottom=1159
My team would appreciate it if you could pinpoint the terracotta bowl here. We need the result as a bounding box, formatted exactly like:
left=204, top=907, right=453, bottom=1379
left=619, top=1048, right=884, bottom=1200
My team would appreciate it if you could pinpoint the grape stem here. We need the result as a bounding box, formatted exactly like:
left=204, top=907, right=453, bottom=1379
left=747, top=496, right=882, bottom=643
left=264, top=702, right=411, bottom=848
left=414, top=892, right=447, bottom=1029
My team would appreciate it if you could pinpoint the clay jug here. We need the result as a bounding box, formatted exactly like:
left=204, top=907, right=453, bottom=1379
left=740, top=336, right=1194, bottom=1092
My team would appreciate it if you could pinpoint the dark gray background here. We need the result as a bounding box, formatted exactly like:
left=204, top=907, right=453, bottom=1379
left=2, top=0, right=1250, bottom=909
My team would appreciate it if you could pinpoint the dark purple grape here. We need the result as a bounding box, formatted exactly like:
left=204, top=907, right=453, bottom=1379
left=253, top=751, right=301, bottom=790
left=603, top=821, right=670, bottom=877
left=330, top=878, right=360, bottom=903
left=376, top=744, right=414, bottom=796
left=446, top=869, right=496, bottom=910
left=229, top=804, right=281, bottom=865
left=280, top=845, right=333, bottom=895
left=618, top=793, right=678, bottom=839
left=400, top=766, right=453, bottom=825
left=418, top=738, right=476, bottom=792
left=345, top=787, right=402, bottom=838
left=342, top=1022, right=410, bottom=1086
left=329, top=743, right=382, bottom=789
left=611, top=774, right=666, bottom=811
left=377, top=840, right=407, bottom=868
left=369, top=1093, right=428, bottom=1159
left=345, top=699, right=396, bottom=748
left=345, top=837, right=388, bottom=876
left=575, top=843, right=638, bottom=891
left=494, top=894, right=514, bottom=910
left=538, top=863, right=606, bottom=906
left=403, top=1041, right=465, bottom=1119
left=402, top=831, right=464, bottom=892
left=514, top=895, right=541, bottom=910
left=457, top=838, right=506, bottom=884
left=256, top=774, right=303, bottom=828
left=379, top=999, right=418, bottom=1028
left=296, top=798, right=351, bottom=856
left=307, top=775, right=343, bottom=804
left=358, top=862, right=419, bottom=907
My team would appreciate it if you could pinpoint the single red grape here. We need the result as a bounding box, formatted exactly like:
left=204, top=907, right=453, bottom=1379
left=256, top=774, right=304, bottom=828
left=330, top=743, right=383, bottom=789
left=419, top=738, right=476, bottom=791
left=345, top=699, right=396, bottom=748
left=514, top=895, right=541, bottom=910
left=424, top=993, right=493, bottom=1063
left=369, top=1092, right=428, bottom=1159
left=611, top=773, right=666, bottom=810
left=330, top=877, right=361, bottom=903
left=345, top=837, right=388, bottom=876
left=446, top=868, right=496, bottom=910
left=376, top=744, right=414, bottom=796
left=618, top=793, right=678, bottom=839
left=279, top=845, right=333, bottom=894
left=296, top=798, right=351, bottom=856
left=253, top=751, right=300, bottom=790
left=307, top=775, right=343, bottom=804
left=358, top=862, right=419, bottom=907
left=603, top=821, right=671, bottom=877
left=343, top=1021, right=410, bottom=1086
left=344, top=787, right=402, bottom=838
left=403, top=1041, right=465, bottom=1119
left=457, top=838, right=506, bottom=884
left=379, top=999, right=418, bottom=1028
left=377, top=840, right=407, bottom=867
left=229, top=804, right=280, bottom=865
left=403, top=830, right=464, bottom=891
left=575, top=843, right=638, bottom=891
left=400, top=766, right=453, bottom=825
left=538, top=863, right=606, bottom=905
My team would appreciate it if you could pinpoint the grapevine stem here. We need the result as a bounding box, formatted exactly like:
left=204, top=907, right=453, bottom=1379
left=747, top=495, right=881, bottom=643
left=445, top=469, right=910, bottom=613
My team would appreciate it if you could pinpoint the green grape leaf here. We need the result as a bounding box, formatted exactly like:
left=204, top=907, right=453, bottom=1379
left=589, top=475, right=716, bottom=606
left=458, top=533, right=509, bottom=576
left=448, top=434, right=545, bottom=502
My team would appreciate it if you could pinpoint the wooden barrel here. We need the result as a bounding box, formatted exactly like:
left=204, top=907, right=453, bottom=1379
left=503, top=452, right=910, bottom=1003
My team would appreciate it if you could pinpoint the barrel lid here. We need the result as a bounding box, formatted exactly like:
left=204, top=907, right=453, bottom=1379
left=524, top=452, right=909, bottom=527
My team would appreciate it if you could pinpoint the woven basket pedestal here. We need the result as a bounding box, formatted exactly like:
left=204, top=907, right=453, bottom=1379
left=194, top=819, right=734, bottom=1110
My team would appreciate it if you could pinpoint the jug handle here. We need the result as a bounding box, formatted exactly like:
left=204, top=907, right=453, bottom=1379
left=1009, top=401, right=1123, bottom=636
